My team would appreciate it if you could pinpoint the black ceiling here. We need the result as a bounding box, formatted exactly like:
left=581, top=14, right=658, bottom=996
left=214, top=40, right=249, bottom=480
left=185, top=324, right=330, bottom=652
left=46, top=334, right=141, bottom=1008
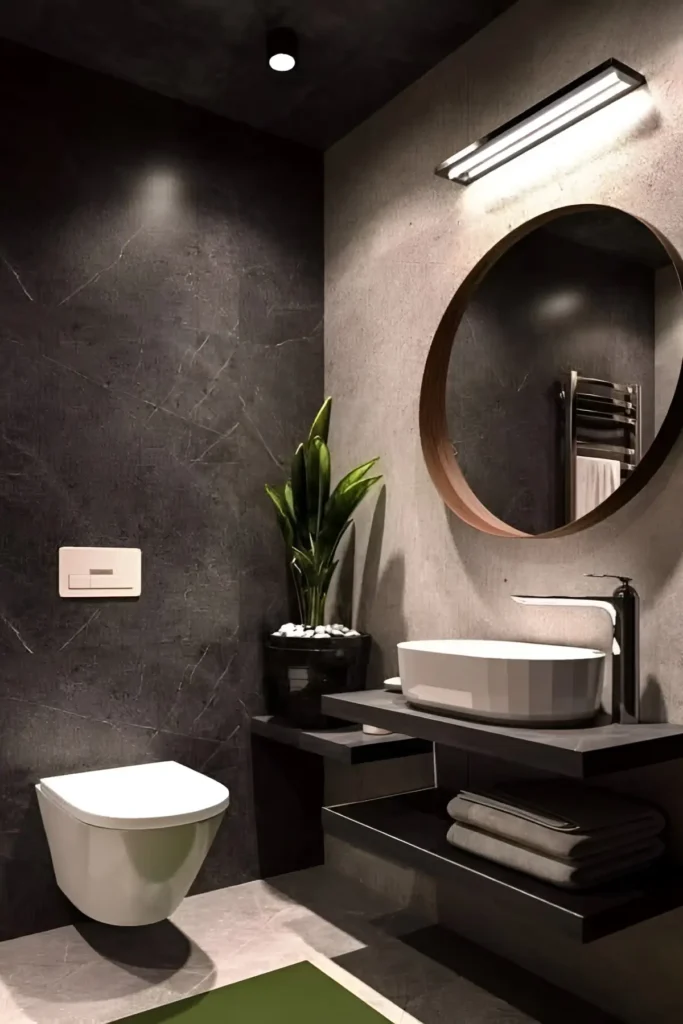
left=0, top=0, right=517, bottom=149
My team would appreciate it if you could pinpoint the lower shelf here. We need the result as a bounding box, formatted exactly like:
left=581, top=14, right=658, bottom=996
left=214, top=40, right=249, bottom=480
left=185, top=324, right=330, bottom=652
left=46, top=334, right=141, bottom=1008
left=322, top=788, right=683, bottom=943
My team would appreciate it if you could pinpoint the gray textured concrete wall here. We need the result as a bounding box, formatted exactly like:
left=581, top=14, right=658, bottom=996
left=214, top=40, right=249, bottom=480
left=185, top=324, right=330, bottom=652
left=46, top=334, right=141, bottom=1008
left=655, top=265, right=683, bottom=432
left=325, top=0, right=683, bottom=1019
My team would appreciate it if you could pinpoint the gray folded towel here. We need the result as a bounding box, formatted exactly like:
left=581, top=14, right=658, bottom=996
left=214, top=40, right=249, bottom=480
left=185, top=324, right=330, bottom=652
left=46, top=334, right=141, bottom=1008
left=447, top=779, right=665, bottom=861
left=446, top=821, right=664, bottom=889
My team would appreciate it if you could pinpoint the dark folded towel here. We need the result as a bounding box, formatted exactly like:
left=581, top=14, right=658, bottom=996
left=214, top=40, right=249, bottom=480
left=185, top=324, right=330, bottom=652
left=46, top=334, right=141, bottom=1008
left=446, top=821, right=664, bottom=889
left=447, top=779, right=665, bottom=860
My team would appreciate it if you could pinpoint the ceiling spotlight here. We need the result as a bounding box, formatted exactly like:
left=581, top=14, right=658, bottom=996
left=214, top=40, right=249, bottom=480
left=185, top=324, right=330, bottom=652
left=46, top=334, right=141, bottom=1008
left=267, top=28, right=297, bottom=72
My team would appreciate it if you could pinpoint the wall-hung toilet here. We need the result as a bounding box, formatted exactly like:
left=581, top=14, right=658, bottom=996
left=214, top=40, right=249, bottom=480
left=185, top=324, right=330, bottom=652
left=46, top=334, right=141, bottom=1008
left=36, top=761, right=229, bottom=927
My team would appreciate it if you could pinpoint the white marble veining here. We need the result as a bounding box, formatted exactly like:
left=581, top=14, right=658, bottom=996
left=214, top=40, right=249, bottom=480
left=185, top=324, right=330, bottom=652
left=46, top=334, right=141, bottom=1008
left=0, top=868, right=418, bottom=1024
left=0, top=864, right=582, bottom=1024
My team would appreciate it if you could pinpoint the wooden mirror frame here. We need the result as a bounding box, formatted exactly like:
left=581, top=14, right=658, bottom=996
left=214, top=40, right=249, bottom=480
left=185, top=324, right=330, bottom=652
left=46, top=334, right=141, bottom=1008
left=420, top=203, right=683, bottom=538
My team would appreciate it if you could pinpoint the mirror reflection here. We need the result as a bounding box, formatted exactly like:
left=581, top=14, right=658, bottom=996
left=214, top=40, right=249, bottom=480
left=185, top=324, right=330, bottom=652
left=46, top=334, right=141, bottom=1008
left=446, top=207, right=683, bottom=535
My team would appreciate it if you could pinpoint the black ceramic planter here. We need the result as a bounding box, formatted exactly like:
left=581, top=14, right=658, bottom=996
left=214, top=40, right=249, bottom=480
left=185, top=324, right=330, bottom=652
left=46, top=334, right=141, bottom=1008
left=264, top=633, right=372, bottom=729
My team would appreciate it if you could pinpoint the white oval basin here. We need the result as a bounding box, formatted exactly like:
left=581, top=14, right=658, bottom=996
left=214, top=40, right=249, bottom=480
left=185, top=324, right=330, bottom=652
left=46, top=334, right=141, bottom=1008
left=398, top=639, right=605, bottom=726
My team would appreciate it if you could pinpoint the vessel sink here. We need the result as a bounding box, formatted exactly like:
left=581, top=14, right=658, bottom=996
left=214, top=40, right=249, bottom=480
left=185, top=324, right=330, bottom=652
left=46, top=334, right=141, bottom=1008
left=397, top=640, right=605, bottom=726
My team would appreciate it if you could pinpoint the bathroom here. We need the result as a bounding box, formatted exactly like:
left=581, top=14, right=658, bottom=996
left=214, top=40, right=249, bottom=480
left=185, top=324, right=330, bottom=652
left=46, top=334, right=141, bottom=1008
left=0, top=0, right=682, bottom=1020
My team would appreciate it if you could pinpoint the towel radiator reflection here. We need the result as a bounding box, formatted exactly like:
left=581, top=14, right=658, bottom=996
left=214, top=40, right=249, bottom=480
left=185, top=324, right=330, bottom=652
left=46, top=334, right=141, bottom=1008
left=561, top=371, right=642, bottom=522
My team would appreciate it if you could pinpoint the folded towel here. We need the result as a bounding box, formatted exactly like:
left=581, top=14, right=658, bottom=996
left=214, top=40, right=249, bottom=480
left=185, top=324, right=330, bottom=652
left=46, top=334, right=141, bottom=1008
left=446, top=821, right=664, bottom=889
left=447, top=780, right=665, bottom=861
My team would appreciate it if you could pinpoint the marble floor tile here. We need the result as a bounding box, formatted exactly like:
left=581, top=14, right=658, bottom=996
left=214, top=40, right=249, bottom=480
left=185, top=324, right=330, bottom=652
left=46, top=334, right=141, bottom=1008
left=0, top=866, right=613, bottom=1024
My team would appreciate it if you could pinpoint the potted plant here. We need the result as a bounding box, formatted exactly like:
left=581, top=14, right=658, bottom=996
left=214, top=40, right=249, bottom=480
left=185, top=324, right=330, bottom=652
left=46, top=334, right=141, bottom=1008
left=264, top=397, right=381, bottom=728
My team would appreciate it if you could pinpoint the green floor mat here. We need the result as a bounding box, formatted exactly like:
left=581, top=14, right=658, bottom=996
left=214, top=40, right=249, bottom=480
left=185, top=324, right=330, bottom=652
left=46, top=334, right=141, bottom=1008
left=118, top=961, right=391, bottom=1022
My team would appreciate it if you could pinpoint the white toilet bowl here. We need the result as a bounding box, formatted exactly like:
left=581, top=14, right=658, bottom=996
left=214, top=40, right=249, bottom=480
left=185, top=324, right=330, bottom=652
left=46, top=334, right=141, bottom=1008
left=36, top=761, right=230, bottom=927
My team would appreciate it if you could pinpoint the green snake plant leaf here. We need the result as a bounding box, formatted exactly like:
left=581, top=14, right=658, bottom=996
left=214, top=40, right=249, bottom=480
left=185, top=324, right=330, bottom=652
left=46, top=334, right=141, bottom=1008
left=305, top=438, right=321, bottom=536
left=266, top=397, right=382, bottom=626
left=284, top=480, right=295, bottom=520
left=321, top=560, right=338, bottom=592
left=290, top=557, right=306, bottom=592
left=307, top=397, right=332, bottom=444
left=317, top=440, right=331, bottom=533
left=305, top=437, right=330, bottom=538
left=291, top=443, right=308, bottom=531
left=320, top=476, right=382, bottom=553
left=264, top=484, right=294, bottom=549
left=292, top=546, right=325, bottom=587
left=292, top=545, right=318, bottom=573
left=332, top=457, right=380, bottom=497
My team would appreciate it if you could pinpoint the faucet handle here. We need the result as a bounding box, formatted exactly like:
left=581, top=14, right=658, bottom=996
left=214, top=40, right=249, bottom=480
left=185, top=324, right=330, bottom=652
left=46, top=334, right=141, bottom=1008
left=584, top=573, right=633, bottom=586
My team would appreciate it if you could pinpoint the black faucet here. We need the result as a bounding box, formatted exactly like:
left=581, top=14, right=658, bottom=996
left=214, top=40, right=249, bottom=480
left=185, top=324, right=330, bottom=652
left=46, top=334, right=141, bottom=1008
left=512, top=575, right=640, bottom=725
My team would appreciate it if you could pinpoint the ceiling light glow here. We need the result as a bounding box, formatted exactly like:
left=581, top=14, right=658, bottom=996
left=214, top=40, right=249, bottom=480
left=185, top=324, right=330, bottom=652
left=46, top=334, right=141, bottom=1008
left=436, top=59, right=646, bottom=185
left=267, top=28, right=297, bottom=72
left=269, top=52, right=296, bottom=72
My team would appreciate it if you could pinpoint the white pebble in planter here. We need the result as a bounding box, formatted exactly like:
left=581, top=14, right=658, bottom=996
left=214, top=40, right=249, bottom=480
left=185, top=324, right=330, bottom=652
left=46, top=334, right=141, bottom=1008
left=264, top=624, right=372, bottom=729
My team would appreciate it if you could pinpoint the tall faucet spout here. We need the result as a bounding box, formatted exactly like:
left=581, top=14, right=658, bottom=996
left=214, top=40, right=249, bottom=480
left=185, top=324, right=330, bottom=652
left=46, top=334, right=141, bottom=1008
left=511, top=579, right=640, bottom=725
left=511, top=596, right=620, bottom=653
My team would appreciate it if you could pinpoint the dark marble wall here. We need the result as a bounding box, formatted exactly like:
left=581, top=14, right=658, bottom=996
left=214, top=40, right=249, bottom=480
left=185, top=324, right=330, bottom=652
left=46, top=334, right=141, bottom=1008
left=447, top=230, right=655, bottom=534
left=0, top=39, right=323, bottom=939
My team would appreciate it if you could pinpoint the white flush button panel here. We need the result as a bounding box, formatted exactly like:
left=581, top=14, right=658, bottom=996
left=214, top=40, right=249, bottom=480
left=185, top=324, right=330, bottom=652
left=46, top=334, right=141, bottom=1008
left=59, top=547, right=142, bottom=598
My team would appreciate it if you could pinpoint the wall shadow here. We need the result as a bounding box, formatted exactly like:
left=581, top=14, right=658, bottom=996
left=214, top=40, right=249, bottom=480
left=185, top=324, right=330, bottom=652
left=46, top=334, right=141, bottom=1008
left=333, top=929, right=619, bottom=1024
left=358, top=486, right=387, bottom=633
left=641, top=675, right=667, bottom=723
left=334, top=522, right=356, bottom=627
left=0, top=794, right=81, bottom=944
left=252, top=733, right=324, bottom=878
left=399, top=925, right=619, bottom=1024
left=266, top=871, right=617, bottom=1024
left=357, top=487, right=408, bottom=686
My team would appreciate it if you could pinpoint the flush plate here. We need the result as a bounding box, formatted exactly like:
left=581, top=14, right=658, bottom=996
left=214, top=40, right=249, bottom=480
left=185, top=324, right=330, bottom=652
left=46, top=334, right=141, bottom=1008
left=59, top=547, right=142, bottom=598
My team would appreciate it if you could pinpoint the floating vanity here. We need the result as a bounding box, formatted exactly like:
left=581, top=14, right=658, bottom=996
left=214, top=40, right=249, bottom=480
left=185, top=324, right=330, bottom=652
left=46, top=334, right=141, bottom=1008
left=322, top=787, right=683, bottom=943
left=321, top=689, right=683, bottom=776
left=273, top=201, right=683, bottom=949
left=321, top=689, right=683, bottom=942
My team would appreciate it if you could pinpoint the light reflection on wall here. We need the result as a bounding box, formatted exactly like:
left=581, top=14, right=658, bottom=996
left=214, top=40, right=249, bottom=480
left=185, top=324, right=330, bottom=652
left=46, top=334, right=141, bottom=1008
left=138, top=168, right=182, bottom=223
left=534, top=288, right=585, bottom=325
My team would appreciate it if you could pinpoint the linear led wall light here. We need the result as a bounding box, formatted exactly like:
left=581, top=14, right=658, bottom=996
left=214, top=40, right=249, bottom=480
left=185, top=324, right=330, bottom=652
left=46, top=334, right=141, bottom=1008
left=436, top=59, right=646, bottom=185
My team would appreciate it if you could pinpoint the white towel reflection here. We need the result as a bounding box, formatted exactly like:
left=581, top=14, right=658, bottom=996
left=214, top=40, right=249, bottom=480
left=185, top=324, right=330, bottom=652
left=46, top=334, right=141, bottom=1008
left=575, top=455, right=621, bottom=519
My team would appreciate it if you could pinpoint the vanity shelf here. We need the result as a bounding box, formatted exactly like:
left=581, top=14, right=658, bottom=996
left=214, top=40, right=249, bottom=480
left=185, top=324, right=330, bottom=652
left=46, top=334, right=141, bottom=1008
left=251, top=715, right=432, bottom=764
left=322, top=788, right=683, bottom=942
left=322, top=690, right=683, bottom=777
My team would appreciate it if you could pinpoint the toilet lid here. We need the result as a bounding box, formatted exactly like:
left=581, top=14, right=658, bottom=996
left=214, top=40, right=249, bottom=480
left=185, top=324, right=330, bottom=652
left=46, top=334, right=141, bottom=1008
left=37, top=761, right=230, bottom=830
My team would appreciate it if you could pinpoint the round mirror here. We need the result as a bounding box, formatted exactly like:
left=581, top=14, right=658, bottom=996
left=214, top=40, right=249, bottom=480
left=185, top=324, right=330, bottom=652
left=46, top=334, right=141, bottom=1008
left=421, top=205, right=683, bottom=537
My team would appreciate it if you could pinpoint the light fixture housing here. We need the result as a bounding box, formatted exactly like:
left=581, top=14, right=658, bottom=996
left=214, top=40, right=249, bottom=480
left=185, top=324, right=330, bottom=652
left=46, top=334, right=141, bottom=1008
left=267, top=27, right=297, bottom=72
left=436, top=59, right=646, bottom=185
